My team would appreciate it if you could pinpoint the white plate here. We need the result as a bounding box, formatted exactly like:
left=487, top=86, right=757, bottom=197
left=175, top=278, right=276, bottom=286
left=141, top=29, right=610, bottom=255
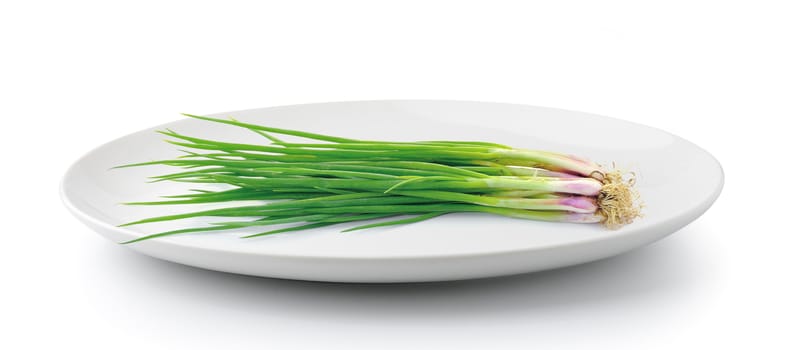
left=61, top=100, right=723, bottom=282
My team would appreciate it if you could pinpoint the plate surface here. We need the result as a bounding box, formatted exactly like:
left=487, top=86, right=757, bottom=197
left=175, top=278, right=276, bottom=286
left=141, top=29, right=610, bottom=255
left=61, top=100, right=723, bottom=282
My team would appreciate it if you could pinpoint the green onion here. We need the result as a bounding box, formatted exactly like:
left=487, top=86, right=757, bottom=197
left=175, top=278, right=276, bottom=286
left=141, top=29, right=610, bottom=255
left=117, top=114, right=641, bottom=243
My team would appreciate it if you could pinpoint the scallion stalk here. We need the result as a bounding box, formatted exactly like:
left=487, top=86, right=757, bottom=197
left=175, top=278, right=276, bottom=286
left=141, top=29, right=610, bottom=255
left=117, top=114, right=641, bottom=243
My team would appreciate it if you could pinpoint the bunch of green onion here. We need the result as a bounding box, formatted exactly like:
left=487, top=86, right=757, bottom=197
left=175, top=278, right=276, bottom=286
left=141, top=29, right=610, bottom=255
left=118, top=114, right=641, bottom=243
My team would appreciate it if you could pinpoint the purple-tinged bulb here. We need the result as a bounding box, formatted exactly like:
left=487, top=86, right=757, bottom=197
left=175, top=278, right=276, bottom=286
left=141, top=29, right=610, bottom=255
left=559, top=196, right=598, bottom=213
left=557, top=179, right=603, bottom=196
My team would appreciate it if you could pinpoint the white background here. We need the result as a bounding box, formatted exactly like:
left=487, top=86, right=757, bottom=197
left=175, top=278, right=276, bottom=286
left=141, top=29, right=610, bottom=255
left=1, top=1, right=784, bottom=349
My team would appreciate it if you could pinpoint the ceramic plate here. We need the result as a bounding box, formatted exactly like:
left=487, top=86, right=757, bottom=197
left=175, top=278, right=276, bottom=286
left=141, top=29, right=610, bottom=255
left=61, top=100, right=723, bottom=282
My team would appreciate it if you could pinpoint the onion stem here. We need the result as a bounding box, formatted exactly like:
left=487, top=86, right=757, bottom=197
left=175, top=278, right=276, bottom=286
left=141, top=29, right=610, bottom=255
left=117, top=114, right=641, bottom=243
